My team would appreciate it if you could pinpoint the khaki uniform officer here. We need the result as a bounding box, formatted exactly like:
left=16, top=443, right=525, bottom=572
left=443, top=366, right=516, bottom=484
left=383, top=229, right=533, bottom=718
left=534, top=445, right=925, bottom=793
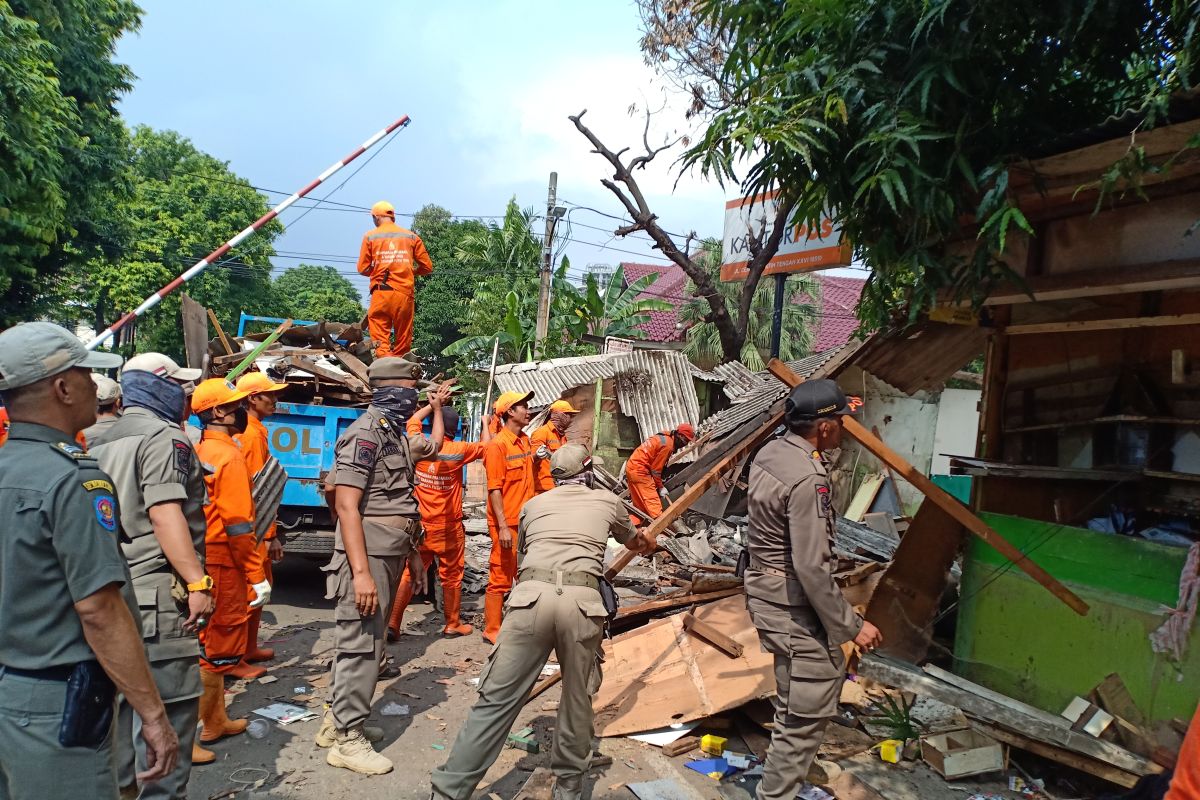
left=80, top=373, right=122, bottom=444
left=432, top=444, right=654, bottom=800
left=0, top=322, right=177, bottom=800
left=89, top=353, right=214, bottom=797
left=745, top=379, right=881, bottom=800
left=320, top=357, right=452, bottom=775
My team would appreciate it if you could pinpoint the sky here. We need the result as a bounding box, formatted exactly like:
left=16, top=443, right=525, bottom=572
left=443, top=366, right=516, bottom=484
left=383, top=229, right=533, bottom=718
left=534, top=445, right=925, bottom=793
left=114, top=1, right=738, bottom=304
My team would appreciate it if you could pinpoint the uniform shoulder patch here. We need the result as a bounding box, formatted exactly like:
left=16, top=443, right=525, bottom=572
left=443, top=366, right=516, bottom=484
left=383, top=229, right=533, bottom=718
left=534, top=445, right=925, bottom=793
left=355, top=439, right=378, bottom=467
left=53, top=441, right=87, bottom=460
left=814, top=482, right=832, bottom=519
left=82, top=479, right=114, bottom=493
left=93, top=494, right=117, bottom=531
left=378, top=417, right=391, bottom=431
left=173, top=440, right=192, bottom=476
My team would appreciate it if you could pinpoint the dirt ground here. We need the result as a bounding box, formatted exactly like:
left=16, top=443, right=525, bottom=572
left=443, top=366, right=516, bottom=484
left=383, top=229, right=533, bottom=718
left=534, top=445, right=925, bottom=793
left=187, top=554, right=1028, bottom=800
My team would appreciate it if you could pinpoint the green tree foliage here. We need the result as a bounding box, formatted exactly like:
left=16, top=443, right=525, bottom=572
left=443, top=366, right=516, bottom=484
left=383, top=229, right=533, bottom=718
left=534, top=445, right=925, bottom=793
left=678, top=240, right=819, bottom=370
left=270, top=264, right=363, bottom=324
left=65, top=126, right=282, bottom=359
left=559, top=264, right=673, bottom=342
left=685, top=0, right=1200, bottom=329
left=411, top=204, right=488, bottom=374
left=0, top=0, right=141, bottom=324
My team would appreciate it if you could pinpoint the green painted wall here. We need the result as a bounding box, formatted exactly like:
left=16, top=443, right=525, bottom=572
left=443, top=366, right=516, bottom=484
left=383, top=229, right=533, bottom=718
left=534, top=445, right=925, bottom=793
left=954, top=513, right=1198, bottom=722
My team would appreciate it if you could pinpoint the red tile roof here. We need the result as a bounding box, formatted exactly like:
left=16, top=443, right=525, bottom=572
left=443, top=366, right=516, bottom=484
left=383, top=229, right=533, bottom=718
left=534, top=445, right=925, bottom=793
left=621, top=262, right=865, bottom=350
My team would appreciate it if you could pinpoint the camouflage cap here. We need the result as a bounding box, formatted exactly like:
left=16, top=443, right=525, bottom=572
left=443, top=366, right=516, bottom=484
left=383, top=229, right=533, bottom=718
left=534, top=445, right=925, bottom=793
left=368, top=356, right=423, bottom=381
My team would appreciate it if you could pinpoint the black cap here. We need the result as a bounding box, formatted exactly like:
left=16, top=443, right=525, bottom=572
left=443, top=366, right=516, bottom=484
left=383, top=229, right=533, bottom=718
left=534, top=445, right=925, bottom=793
left=441, top=406, right=461, bottom=439
left=785, top=379, right=862, bottom=422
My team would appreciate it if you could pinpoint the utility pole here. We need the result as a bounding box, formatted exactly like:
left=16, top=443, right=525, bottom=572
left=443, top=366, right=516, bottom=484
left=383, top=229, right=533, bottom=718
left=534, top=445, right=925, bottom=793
left=535, top=172, right=560, bottom=350
left=769, top=272, right=786, bottom=358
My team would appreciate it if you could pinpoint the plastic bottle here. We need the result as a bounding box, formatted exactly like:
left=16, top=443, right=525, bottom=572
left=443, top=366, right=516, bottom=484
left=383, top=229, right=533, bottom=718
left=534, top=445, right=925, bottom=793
left=246, top=719, right=270, bottom=739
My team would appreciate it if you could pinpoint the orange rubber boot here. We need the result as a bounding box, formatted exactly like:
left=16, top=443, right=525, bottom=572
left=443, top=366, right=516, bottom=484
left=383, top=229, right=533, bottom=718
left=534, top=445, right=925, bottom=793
left=482, top=594, right=504, bottom=644
left=199, top=669, right=248, bottom=743
left=245, top=608, right=274, bottom=663
left=387, top=573, right=416, bottom=640
left=226, top=659, right=267, bottom=680
left=442, top=586, right=473, bottom=637
left=192, top=741, right=215, bottom=765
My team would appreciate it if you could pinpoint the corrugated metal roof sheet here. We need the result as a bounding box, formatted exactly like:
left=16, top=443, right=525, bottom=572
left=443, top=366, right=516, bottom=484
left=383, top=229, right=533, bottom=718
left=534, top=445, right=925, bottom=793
left=691, top=361, right=767, bottom=401
left=493, top=350, right=701, bottom=441
left=852, top=322, right=987, bottom=394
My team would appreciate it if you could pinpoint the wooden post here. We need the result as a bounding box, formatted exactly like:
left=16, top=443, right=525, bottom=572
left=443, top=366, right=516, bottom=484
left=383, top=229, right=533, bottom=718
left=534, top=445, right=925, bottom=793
left=207, top=308, right=234, bottom=355
left=766, top=359, right=1088, bottom=617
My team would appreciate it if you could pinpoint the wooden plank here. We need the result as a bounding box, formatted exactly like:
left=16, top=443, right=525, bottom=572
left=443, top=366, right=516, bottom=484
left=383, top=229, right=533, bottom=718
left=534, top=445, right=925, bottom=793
left=660, top=735, right=702, bottom=757
left=525, top=672, right=562, bottom=704
left=767, top=359, right=1089, bottom=617
left=857, top=655, right=1155, bottom=777
left=614, top=588, right=742, bottom=621
left=207, top=307, right=235, bottom=355
left=284, top=355, right=368, bottom=394
left=681, top=611, right=744, bottom=658
left=971, top=722, right=1140, bottom=789
left=320, top=324, right=372, bottom=387
left=1004, top=312, right=1200, bottom=336
left=844, top=473, right=886, bottom=522
left=937, top=258, right=1200, bottom=307
left=179, top=293, right=209, bottom=371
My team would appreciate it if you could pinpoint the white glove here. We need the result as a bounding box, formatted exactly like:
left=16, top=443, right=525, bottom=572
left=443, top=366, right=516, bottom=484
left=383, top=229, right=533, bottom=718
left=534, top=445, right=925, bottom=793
left=249, top=580, right=272, bottom=609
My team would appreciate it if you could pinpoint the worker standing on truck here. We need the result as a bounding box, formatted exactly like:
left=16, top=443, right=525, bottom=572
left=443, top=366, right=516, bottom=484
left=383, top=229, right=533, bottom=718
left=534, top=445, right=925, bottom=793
left=89, top=353, right=215, bottom=794
left=530, top=400, right=580, bottom=493
left=357, top=200, right=433, bottom=359
left=745, top=380, right=881, bottom=799
left=481, top=391, right=537, bottom=644
left=319, top=357, right=452, bottom=775
left=234, top=372, right=289, bottom=668
left=625, top=424, right=695, bottom=523
left=388, top=404, right=489, bottom=639
left=431, top=444, right=655, bottom=800
left=192, top=380, right=271, bottom=738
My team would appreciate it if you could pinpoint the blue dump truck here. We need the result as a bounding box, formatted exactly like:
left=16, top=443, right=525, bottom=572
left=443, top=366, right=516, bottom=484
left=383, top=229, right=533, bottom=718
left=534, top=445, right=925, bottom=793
left=262, top=401, right=364, bottom=558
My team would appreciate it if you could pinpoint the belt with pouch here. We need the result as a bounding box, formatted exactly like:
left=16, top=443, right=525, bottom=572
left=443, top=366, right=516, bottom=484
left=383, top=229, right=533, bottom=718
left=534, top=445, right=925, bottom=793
left=516, top=568, right=599, bottom=592
left=373, top=282, right=394, bottom=292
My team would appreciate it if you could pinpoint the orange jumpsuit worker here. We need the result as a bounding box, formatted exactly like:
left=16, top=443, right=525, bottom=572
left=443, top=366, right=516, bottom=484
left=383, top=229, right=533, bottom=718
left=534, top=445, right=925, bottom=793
left=234, top=371, right=289, bottom=667
left=388, top=406, right=487, bottom=639
left=626, top=423, right=696, bottom=522
left=481, top=390, right=536, bottom=643
left=193, top=379, right=271, bottom=733
left=357, top=200, right=433, bottom=359
left=530, top=400, right=580, bottom=493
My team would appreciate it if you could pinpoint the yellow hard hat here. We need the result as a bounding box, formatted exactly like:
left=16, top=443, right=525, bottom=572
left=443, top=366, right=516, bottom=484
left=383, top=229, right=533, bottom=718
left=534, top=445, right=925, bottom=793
left=370, top=200, right=395, bottom=217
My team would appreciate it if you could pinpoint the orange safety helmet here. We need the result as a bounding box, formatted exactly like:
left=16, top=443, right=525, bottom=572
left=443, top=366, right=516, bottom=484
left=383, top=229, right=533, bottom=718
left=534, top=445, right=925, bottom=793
left=675, top=423, right=696, bottom=442
left=191, top=378, right=250, bottom=414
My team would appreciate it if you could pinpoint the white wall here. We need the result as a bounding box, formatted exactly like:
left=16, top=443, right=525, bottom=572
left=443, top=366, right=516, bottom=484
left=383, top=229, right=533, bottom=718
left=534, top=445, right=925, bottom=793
left=931, top=388, right=982, bottom=474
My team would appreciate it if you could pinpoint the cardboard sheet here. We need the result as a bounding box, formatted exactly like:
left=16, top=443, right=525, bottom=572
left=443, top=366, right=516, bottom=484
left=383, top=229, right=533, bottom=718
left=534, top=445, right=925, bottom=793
left=592, top=595, right=774, bottom=737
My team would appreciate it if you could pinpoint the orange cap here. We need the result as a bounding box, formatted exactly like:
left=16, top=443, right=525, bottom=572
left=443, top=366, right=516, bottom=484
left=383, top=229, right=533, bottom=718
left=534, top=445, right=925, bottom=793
left=549, top=400, right=581, bottom=414
left=191, top=378, right=250, bottom=413
left=494, top=390, right=534, bottom=416
left=236, top=371, right=287, bottom=396
left=676, top=423, right=696, bottom=441
left=370, top=200, right=395, bottom=217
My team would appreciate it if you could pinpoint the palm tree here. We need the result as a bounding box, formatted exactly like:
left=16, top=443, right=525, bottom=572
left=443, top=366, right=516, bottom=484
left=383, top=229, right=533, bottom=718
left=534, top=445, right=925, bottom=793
left=678, top=239, right=820, bottom=371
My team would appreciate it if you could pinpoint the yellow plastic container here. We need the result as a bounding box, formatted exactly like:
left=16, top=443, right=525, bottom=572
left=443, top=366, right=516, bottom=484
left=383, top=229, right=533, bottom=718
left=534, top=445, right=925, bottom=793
left=700, top=734, right=727, bottom=756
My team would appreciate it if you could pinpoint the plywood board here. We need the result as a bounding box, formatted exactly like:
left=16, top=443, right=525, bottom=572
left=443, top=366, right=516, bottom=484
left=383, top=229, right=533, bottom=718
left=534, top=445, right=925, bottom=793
left=180, top=293, right=209, bottom=371
left=592, top=595, right=774, bottom=737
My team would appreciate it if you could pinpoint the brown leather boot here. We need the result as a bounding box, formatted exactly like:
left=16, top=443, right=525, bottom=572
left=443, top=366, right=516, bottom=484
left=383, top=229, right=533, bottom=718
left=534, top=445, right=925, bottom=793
left=387, top=572, right=416, bottom=640
left=192, top=740, right=215, bottom=765
left=482, top=593, right=504, bottom=644
left=442, top=585, right=473, bottom=636
left=199, top=668, right=249, bottom=743
left=245, top=608, right=274, bottom=662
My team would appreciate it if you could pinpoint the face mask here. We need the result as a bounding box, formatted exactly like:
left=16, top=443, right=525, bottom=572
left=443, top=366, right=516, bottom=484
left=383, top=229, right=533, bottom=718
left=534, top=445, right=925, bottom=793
left=372, top=386, right=418, bottom=427
left=232, top=406, right=249, bottom=434
left=120, top=370, right=186, bottom=424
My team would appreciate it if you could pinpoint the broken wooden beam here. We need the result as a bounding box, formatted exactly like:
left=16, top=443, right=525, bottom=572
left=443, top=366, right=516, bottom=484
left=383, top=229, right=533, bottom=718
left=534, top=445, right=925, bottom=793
left=613, top=588, right=742, bottom=621
left=973, top=722, right=1140, bottom=789
left=284, top=354, right=368, bottom=394
left=682, top=610, right=744, bottom=658
left=207, top=308, right=234, bottom=355
left=661, top=735, right=702, bottom=757
left=766, top=358, right=1088, bottom=617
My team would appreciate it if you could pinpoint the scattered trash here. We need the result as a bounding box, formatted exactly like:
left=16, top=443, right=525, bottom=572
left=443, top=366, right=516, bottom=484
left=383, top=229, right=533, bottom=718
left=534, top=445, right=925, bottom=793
left=292, top=686, right=310, bottom=695
left=252, top=703, right=318, bottom=725
left=381, top=702, right=410, bottom=717
left=685, top=757, right=737, bottom=780
left=431, top=744, right=445, bottom=750
left=628, top=722, right=698, bottom=747
left=434, top=678, right=455, bottom=686
left=627, top=778, right=692, bottom=800
left=870, top=738, right=904, bottom=764
left=700, top=734, right=727, bottom=755
left=257, top=675, right=278, bottom=685
left=539, top=664, right=561, bottom=678
left=508, top=727, right=539, bottom=753
left=725, top=751, right=753, bottom=769
left=920, top=729, right=1005, bottom=779
left=797, top=786, right=835, bottom=800
left=246, top=719, right=271, bottom=739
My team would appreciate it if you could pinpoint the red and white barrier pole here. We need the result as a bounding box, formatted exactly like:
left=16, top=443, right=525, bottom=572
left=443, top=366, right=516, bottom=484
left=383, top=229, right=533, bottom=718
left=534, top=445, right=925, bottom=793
left=86, top=115, right=412, bottom=350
